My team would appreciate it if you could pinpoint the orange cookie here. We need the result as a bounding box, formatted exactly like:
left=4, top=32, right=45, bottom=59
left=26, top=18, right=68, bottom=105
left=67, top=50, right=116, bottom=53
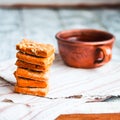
left=15, top=85, right=49, bottom=97
left=16, top=39, right=55, bottom=57
left=16, top=76, right=48, bottom=88
left=16, top=52, right=55, bottom=66
left=15, top=60, right=51, bottom=72
left=15, top=68, right=49, bottom=81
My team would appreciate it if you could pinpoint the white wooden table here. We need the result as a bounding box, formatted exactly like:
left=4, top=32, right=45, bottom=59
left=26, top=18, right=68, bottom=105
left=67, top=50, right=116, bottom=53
left=0, top=8, right=120, bottom=61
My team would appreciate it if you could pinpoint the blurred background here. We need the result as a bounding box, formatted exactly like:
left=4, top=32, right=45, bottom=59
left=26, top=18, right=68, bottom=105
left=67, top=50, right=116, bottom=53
left=0, top=0, right=120, bottom=61
left=0, top=0, right=120, bottom=5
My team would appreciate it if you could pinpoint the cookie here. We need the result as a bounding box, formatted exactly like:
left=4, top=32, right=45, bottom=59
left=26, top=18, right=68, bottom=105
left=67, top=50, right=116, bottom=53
left=15, top=60, right=51, bottom=72
left=16, top=52, right=55, bottom=66
left=15, top=68, right=49, bottom=81
left=16, top=76, right=48, bottom=88
left=16, top=39, right=55, bottom=57
left=15, top=85, right=49, bottom=97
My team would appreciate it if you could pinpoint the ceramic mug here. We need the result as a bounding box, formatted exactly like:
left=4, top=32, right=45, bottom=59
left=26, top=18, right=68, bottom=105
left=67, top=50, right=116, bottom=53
left=55, top=29, right=115, bottom=68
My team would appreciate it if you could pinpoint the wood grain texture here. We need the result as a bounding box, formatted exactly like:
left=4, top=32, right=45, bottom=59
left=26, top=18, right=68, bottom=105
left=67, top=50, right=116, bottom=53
left=0, top=0, right=120, bottom=8
left=1, top=4, right=120, bottom=9
left=0, top=0, right=120, bottom=4
left=56, top=113, right=120, bottom=120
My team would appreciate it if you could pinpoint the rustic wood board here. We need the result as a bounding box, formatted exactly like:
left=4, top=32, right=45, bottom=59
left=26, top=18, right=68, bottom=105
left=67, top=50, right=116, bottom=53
left=56, top=113, right=120, bottom=120
left=0, top=0, right=120, bottom=8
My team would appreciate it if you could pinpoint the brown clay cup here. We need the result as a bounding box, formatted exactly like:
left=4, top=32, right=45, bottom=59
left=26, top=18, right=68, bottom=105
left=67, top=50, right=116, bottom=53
left=55, top=29, right=115, bottom=68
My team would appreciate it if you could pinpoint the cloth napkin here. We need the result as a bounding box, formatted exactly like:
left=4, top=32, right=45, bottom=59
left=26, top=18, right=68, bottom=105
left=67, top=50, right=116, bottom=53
left=0, top=54, right=120, bottom=120
left=0, top=54, right=120, bottom=97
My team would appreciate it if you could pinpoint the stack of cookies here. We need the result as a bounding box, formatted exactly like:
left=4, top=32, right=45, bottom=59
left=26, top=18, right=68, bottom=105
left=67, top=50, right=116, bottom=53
left=14, top=39, right=55, bottom=97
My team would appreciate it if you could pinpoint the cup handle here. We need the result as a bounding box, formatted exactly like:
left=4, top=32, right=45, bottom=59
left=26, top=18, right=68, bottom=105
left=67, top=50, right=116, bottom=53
left=94, top=46, right=112, bottom=66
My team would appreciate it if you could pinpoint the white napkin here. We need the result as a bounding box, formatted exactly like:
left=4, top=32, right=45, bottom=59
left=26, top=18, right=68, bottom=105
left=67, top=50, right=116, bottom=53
left=0, top=54, right=120, bottom=97
left=0, top=54, right=120, bottom=120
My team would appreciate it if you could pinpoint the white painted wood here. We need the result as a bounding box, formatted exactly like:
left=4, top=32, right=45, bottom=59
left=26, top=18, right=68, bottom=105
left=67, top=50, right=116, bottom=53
left=0, top=9, right=120, bottom=61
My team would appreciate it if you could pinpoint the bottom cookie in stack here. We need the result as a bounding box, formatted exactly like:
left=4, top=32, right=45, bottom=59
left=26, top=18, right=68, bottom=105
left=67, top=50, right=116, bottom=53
left=15, top=85, right=49, bottom=97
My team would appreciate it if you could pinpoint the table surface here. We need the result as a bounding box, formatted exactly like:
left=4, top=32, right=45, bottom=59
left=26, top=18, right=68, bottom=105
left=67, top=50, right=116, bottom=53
left=0, top=8, right=120, bottom=119
left=0, top=8, right=120, bottom=62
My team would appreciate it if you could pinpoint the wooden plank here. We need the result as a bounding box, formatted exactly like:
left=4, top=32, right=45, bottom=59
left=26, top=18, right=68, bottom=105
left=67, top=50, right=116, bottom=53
left=0, top=3, right=120, bottom=8
left=56, top=113, right=120, bottom=120
left=0, top=0, right=120, bottom=8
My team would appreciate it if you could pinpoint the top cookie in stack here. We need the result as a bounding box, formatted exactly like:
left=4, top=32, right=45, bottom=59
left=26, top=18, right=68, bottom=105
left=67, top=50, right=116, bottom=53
left=16, top=39, right=55, bottom=58
left=14, top=39, right=55, bottom=97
